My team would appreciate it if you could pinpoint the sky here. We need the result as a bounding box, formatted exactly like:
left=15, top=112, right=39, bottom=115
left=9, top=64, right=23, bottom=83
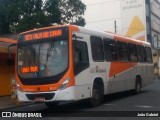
left=81, top=0, right=121, bottom=32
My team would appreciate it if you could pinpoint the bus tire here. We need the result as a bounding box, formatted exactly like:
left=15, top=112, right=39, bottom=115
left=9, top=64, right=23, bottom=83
left=89, top=83, right=103, bottom=107
left=45, top=102, right=59, bottom=108
left=133, top=77, right=141, bottom=94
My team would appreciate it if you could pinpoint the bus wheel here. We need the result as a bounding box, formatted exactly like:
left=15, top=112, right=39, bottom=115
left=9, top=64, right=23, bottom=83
left=133, top=77, right=141, bottom=94
left=89, top=83, right=102, bottom=107
left=45, top=102, right=59, bottom=108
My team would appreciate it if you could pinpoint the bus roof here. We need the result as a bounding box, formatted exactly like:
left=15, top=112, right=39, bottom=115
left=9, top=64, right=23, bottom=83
left=18, top=25, right=151, bottom=46
left=77, top=26, right=151, bottom=46
left=19, top=25, right=77, bottom=35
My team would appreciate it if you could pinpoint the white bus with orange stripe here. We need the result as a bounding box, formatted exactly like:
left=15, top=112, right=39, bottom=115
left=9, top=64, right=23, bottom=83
left=16, top=25, right=154, bottom=107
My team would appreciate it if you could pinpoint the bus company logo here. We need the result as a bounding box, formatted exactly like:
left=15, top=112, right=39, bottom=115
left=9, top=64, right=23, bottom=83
left=2, top=112, right=11, bottom=117
left=90, top=66, right=106, bottom=74
left=96, top=66, right=106, bottom=73
left=90, top=66, right=99, bottom=73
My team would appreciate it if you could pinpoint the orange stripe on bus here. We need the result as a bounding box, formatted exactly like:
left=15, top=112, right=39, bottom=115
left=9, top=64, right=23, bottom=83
left=114, top=35, right=143, bottom=45
left=109, top=62, right=138, bottom=78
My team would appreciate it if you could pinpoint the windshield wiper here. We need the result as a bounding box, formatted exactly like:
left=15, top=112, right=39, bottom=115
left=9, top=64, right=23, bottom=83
left=47, top=43, right=54, bottom=61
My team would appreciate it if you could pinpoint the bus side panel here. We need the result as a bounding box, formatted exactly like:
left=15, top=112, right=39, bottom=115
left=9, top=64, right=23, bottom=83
left=142, top=64, right=154, bottom=87
left=106, top=63, right=136, bottom=94
left=74, top=69, right=91, bottom=100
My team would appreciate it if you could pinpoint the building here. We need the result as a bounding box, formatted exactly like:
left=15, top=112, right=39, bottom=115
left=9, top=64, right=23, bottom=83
left=83, top=0, right=160, bottom=78
left=149, top=0, right=160, bottom=78
left=121, top=0, right=160, bottom=77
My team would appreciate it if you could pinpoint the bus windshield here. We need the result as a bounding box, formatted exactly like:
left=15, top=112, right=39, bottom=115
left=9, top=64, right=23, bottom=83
left=18, top=40, right=68, bottom=79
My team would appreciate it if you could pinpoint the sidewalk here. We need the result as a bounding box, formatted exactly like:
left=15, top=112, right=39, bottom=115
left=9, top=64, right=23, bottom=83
left=0, top=96, right=19, bottom=110
left=154, top=79, right=160, bottom=82
left=0, top=96, right=31, bottom=110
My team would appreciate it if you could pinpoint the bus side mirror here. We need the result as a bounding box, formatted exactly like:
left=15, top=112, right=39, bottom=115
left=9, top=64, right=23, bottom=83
left=7, top=43, right=16, bottom=66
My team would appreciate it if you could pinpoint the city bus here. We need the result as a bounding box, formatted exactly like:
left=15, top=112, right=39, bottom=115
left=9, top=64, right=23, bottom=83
left=16, top=25, right=154, bottom=107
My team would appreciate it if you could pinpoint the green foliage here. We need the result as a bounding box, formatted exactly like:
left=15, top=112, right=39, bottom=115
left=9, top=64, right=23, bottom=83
left=0, top=0, right=86, bottom=34
left=59, top=0, right=86, bottom=26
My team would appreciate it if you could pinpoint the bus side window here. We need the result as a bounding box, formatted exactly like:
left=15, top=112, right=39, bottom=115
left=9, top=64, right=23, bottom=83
left=103, top=38, right=117, bottom=61
left=73, top=40, right=89, bottom=75
left=117, top=41, right=128, bottom=62
left=90, top=36, right=104, bottom=62
left=137, top=45, right=146, bottom=63
left=128, top=43, right=138, bottom=62
left=145, top=47, right=153, bottom=63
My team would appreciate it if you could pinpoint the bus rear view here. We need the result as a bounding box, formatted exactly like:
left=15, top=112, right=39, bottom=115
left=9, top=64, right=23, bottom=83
left=16, top=26, right=76, bottom=106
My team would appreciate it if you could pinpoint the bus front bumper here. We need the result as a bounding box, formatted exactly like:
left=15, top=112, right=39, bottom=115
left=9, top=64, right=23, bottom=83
left=17, top=86, right=76, bottom=102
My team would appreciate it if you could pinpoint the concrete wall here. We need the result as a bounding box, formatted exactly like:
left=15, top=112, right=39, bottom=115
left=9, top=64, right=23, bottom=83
left=150, top=0, right=160, bottom=78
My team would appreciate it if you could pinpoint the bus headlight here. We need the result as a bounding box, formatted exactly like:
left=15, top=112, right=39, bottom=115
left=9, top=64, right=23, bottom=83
left=58, top=77, right=70, bottom=90
left=16, top=83, right=23, bottom=92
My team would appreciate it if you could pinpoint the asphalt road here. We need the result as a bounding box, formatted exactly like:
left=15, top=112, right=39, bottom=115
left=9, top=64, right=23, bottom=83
left=2, top=80, right=160, bottom=120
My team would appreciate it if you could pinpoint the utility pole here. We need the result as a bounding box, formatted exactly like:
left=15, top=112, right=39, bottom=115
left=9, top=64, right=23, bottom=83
left=157, top=33, right=160, bottom=78
left=114, top=20, right=117, bottom=33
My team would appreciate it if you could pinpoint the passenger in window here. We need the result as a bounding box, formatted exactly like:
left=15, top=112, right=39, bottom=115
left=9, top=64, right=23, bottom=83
left=131, top=54, right=137, bottom=62
left=74, top=48, right=81, bottom=65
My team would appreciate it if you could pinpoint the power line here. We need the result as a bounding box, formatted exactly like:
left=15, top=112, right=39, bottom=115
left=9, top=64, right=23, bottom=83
left=86, top=17, right=121, bottom=23
left=85, top=0, right=120, bottom=6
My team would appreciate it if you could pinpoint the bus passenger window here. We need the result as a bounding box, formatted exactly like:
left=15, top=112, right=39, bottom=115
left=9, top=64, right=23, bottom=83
left=103, top=38, right=117, bottom=61
left=90, top=36, right=104, bottom=61
left=137, top=45, right=146, bottom=63
left=73, top=40, right=89, bottom=75
left=145, top=47, right=152, bottom=63
left=128, top=43, right=138, bottom=62
left=117, top=41, right=128, bottom=62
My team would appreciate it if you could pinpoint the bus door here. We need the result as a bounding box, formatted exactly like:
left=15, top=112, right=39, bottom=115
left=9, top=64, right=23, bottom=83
left=72, top=32, right=90, bottom=100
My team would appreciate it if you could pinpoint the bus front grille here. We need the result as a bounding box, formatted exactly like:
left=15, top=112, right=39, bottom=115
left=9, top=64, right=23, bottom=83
left=26, top=93, right=55, bottom=100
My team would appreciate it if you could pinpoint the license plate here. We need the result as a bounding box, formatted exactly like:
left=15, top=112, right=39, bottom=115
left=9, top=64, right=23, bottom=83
left=35, top=97, right=45, bottom=102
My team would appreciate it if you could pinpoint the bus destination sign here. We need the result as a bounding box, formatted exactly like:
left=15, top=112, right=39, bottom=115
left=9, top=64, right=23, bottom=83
left=24, top=30, right=62, bottom=41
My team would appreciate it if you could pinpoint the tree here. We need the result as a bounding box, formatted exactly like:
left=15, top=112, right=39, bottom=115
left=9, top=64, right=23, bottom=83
left=44, top=0, right=61, bottom=24
left=0, top=0, right=86, bottom=34
left=14, top=0, right=51, bottom=33
left=59, top=0, right=86, bottom=26
left=0, top=0, right=46, bottom=33
left=0, top=0, right=20, bottom=34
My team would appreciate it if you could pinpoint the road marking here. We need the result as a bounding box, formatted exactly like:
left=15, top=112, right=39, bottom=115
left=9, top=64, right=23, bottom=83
left=26, top=104, right=38, bottom=107
left=103, top=103, right=154, bottom=109
left=135, top=105, right=154, bottom=108
left=103, top=104, right=115, bottom=106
